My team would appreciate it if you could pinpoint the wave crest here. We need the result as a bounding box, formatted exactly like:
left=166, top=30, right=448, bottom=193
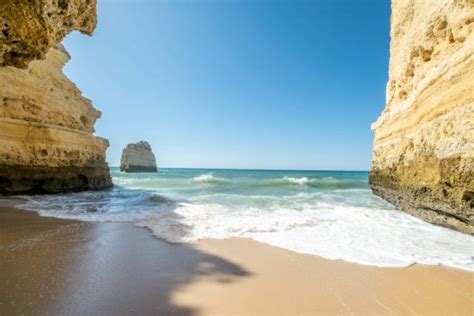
left=278, top=176, right=309, bottom=185
left=191, top=173, right=228, bottom=184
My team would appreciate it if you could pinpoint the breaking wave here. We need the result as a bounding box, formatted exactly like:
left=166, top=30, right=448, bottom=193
left=6, top=167, right=473, bottom=271
left=191, top=173, right=229, bottom=184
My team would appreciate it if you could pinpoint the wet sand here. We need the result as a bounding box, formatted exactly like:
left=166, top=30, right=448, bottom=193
left=1, top=206, right=472, bottom=315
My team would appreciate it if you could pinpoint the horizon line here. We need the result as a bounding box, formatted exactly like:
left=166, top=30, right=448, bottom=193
left=108, top=166, right=369, bottom=172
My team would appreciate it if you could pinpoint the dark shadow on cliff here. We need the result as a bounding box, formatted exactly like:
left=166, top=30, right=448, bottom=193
left=0, top=206, right=251, bottom=315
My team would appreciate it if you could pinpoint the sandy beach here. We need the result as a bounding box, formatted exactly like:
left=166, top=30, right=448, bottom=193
left=1, top=205, right=472, bottom=315
left=1, top=0, right=473, bottom=315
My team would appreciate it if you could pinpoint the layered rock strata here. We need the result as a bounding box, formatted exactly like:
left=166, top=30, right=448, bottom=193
left=0, top=0, right=111, bottom=194
left=0, top=44, right=112, bottom=194
left=370, top=0, right=473, bottom=234
left=120, top=141, right=158, bottom=173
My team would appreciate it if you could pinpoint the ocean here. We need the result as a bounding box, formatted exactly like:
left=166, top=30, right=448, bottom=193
left=16, top=167, right=474, bottom=271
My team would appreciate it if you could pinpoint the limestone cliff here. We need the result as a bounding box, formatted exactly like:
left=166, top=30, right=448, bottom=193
left=0, top=44, right=112, bottom=193
left=0, top=1, right=111, bottom=194
left=120, top=141, right=158, bottom=173
left=370, top=0, right=473, bottom=234
left=0, top=0, right=97, bottom=68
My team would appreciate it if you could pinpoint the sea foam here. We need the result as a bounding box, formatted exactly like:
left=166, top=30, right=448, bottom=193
left=10, top=168, right=474, bottom=272
left=280, top=176, right=310, bottom=185
left=137, top=200, right=474, bottom=271
left=191, top=173, right=228, bottom=184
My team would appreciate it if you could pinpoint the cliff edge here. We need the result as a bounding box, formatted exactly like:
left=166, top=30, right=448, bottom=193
left=0, top=1, right=112, bottom=194
left=120, top=141, right=158, bottom=173
left=370, top=0, right=473, bottom=234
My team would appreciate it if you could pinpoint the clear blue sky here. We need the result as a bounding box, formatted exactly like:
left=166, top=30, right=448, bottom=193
left=62, top=0, right=390, bottom=170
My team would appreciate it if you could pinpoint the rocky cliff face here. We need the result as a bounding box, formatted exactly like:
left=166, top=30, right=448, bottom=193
left=0, top=0, right=111, bottom=194
left=120, top=141, right=158, bottom=173
left=0, top=0, right=97, bottom=68
left=0, top=44, right=112, bottom=193
left=370, top=0, right=473, bottom=234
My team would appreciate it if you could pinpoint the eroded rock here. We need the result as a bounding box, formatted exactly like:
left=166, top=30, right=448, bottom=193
left=370, top=0, right=474, bottom=234
left=0, top=0, right=97, bottom=68
left=120, top=141, right=158, bottom=173
left=0, top=44, right=112, bottom=194
left=0, top=1, right=111, bottom=194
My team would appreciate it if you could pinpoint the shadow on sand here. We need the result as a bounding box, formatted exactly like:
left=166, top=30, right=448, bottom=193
left=0, top=206, right=251, bottom=315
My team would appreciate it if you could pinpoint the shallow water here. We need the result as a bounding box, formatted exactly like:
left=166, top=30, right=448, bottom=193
left=14, top=167, right=474, bottom=271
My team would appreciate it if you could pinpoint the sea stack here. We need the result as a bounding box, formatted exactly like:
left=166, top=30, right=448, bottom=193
left=370, top=0, right=473, bottom=234
left=0, top=0, right=112, bottom=194
left=120, top=141, right=158, bottom=173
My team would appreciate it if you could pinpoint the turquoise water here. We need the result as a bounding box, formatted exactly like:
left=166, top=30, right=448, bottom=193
left=113, top=167, right=385, bottom=208
left=17, top=167, right=474, bottom=270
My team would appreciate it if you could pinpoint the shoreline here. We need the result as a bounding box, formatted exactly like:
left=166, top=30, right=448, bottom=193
left=1, top=205, right=472, bottom=315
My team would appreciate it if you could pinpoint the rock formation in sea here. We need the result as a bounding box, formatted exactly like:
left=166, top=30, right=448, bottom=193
left=120, top=141, right=158, bottom=173
left=0, top=0, right=112, bottom=194
left=370, top=0, right=473, bottom=234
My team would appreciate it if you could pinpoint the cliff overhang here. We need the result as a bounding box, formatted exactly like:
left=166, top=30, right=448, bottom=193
left=0, top=1, right=112, bottom=194
left=0, top=0, right=97, bottom=68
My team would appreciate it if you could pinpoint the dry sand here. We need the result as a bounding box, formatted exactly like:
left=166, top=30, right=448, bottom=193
left=1, top=206, right=472, bottom=315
